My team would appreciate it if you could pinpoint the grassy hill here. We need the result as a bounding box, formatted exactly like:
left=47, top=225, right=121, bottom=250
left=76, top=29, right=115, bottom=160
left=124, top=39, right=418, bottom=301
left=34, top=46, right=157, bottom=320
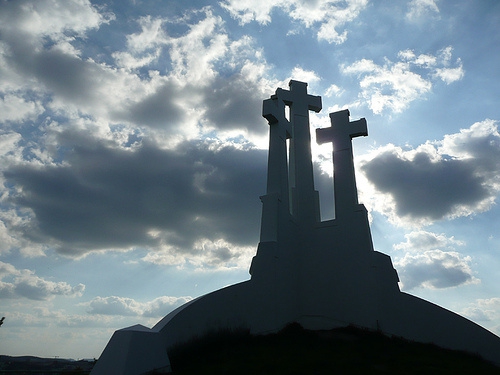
left=168, top=323, right=500, bottom=375
left=4, top=324, right=498, bottom=374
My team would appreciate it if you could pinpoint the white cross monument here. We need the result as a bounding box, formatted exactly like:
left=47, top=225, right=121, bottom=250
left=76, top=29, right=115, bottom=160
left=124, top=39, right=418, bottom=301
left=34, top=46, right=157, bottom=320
left=91, top=81, right=500, bottom=375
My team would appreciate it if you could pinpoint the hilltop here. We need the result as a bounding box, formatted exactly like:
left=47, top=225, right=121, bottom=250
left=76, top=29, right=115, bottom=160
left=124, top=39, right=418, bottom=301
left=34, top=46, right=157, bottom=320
left=168, top=323, right=500, bottom=375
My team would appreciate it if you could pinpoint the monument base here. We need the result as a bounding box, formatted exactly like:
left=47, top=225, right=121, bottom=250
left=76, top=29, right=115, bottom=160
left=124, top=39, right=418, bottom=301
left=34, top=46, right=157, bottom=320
left=90, top=325, right=171, bottom=375
left=91, top=243, right=500, bottom=374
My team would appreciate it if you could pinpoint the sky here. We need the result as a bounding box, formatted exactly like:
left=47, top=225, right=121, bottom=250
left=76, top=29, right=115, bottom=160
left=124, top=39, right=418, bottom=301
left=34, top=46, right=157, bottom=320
left=0, top=0, right=499, bottom=360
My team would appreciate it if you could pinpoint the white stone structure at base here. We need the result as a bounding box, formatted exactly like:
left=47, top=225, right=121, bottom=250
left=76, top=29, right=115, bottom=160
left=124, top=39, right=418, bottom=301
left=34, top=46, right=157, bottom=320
left=91, top=81, right=500, bottom=375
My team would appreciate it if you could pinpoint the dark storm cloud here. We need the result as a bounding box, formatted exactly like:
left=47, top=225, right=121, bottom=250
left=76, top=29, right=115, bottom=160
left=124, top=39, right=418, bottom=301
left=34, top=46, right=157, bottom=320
left=361, top=149, right=489, bottom=220
left=39, top=47, right=97, bottom=91
left=120, top=83, right=186, bottom=129
left=4, top=137, right=267, bottom=256
left=33, top=48, right=104, bottom=104
left=359, top=120, right=500, bottom=223
left=202, top=76, right=267, bottom=136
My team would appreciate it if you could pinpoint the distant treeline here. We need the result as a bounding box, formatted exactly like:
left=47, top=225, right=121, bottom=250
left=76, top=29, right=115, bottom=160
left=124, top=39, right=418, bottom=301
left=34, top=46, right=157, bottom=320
left=0, top=355, right=94, bottom=375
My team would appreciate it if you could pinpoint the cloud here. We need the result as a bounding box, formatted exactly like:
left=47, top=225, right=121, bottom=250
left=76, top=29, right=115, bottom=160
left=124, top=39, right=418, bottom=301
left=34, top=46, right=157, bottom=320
left=0, top=3, right=272, bottom=142
left=6, top=305, right=117, bottom=328
left=394, top=230, right=464, bottom=252
left=391, top=230, right=477, bottom=291
left=220, top=0, right=368, bottom=43
left=85, top=295, right=192, bottom=317
left=120, top=81, right=187, bottom=129
left=0, top=6, right=185, bottom=132
left=462, top=298, right=500, bottom=323
left=158, top=10, right=272, bottom=137
left=0, top=0, right=111, bottom=124
left=0, top=3, right=282, bottom=267
left=0, top=1, right=134, bottom=126
left=289, top=67, right=321, bottom=85
left=395, top=250, right=477, bottom=290
left=113, top=16, right=167, bottom=70
left=0, top=261, right=85, bottom=300
left=142, top=238, right=255, bottom=269
left=406, top=0, right=440, bottom=22
left=141, top=296, right=193, bottom=317
left=3, top=136, right=267, bottom=263
left=0, top=261, right=18, bottom=277
left=220, top=0, right=278, bottom=24
left=359, top=120, right=500, bottom=225
left=200, top=69, right=270, bottom=137
left=0, top=95, right=44, bottom=123
left=362, top=147, right=489, bottom=221
left=341, top=46, right=464, bottom=114
left=0, top=0, right=113, bottom=97
left=0, top=0, right=108, bottom=39
left=324, top=84, right=343, bottom=97
left=3, top=116, right=337, bottom=266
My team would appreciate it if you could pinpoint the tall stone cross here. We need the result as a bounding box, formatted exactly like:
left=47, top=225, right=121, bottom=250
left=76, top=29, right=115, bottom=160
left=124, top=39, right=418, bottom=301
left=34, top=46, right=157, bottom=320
left=258, top=94, right=292, bottom=242
left=273, top=80, right=322, bottom=224
left=316, top=109, right=367, bottom=218
left=259, top=81, right=322, bottom=241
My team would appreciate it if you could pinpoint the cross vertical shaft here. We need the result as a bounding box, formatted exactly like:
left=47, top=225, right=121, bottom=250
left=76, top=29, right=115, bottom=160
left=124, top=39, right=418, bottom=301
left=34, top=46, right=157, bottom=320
left=259, top=95, right=291, bottom=242
left=263, top=95, right=291, bottom=201
left=278, top=80, right=322, bottom=224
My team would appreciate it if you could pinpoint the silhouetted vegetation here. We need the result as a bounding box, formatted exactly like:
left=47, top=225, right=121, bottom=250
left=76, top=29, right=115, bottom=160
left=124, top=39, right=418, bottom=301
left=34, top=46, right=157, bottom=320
left=169, top=323, right=500, bottom=374
left=0, top=355, right=95, bottom=374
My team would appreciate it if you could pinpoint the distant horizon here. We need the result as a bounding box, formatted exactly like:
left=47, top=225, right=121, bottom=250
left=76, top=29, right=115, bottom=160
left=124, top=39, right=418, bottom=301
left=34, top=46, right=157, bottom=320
left=0, top=354, right=94, bottom=360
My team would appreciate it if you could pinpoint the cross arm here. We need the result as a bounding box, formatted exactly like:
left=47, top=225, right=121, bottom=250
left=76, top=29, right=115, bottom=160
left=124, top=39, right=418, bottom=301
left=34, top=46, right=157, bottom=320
left=315, top=126, right=332, bottom=146
left=307, top=94, right=322, bottom=113
left=262, top=96, right=281, bottom=124
left=316, top=109, right=367, bottom=150
left=348, top=118, right=368, bottom=139
left=262, top=96, right=291, bottom=137
left=328, top=109, right=367, bottom=138
left=275, top=81, right=322, bottom=113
